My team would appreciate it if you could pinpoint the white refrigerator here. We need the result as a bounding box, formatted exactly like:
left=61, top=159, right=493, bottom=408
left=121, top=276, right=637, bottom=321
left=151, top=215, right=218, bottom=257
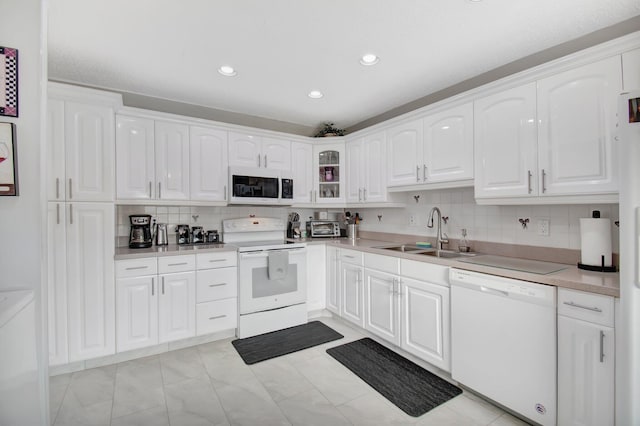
left=617, top=90, right=640, bottom=424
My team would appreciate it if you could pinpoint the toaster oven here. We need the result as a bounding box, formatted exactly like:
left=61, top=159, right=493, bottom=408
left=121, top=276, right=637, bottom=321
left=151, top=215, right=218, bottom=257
left=309, top=220, right=340, bottom=238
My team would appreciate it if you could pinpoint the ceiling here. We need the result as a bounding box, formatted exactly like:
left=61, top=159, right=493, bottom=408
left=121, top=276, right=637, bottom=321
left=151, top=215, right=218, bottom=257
left=48, top=1, right=640, bottom=136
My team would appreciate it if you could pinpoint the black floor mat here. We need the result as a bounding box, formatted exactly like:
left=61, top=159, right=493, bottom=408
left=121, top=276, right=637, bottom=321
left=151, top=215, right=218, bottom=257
left=327, top=338, right=462, bottom=417
left=232, top=321, right=343, bottom=365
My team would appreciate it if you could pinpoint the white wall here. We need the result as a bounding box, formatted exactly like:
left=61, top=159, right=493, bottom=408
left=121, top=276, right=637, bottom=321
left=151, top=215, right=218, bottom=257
left=0, top=0, right=47, bottom=424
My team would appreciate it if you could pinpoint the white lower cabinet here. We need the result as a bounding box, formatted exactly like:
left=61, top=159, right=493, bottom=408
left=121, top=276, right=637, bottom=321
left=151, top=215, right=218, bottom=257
left=158, top=271, right=196, bottom=343
left=339, top=250, right=365, bottom=327
left=47, top=202, right=68, bottom=366
left=305, top=244, right=326, bottom=313
left=364, top=268, right=401, bottom=346
left=116, top=275, right=158, bottom=352
left=326, top=246, right=341, bottom=315
left=195, top=251, right=238, bottom=336
left=557, top=288, right=615, bottom=426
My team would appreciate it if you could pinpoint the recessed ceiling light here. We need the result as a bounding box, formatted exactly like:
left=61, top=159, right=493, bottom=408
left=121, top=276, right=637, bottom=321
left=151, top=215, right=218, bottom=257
left=308, top=90, right=323, bottom=99
left=218, top=65, right=237, bottom=77
left=360, top=54, right=379, bottom=66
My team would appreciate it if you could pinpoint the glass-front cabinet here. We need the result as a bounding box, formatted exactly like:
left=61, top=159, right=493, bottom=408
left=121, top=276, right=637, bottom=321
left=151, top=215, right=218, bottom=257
left=313, top=141, right=345, bottom=204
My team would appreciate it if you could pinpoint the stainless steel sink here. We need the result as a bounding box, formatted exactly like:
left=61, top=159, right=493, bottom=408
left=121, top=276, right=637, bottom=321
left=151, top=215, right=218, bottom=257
left=373, top=244, right=432, bottom=253
left=418, top=249, right=478, bottom=259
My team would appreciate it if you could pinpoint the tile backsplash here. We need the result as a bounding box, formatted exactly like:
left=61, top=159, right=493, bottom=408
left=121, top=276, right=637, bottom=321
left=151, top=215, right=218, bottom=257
left=117, top=187, right=619, bottom=252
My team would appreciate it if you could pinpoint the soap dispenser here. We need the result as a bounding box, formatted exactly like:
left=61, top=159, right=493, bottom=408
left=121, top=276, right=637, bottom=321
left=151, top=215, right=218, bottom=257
left=458, top=228, right=470, bottom=253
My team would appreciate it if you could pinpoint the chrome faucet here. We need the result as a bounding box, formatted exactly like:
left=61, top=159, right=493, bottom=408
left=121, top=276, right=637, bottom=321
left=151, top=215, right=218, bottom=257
left=427, top=207, right=449, bottom=250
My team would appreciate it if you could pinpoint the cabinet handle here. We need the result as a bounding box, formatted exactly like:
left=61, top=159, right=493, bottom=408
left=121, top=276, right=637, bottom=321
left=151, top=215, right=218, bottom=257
left=56, top=203, right=60, bottom=225
left=358, top=188, right=362, bottom=202
left=149, top=182, right=152, bottom=198
left=69, top=204, right=73, bottom=225
left=168, top=262, right=188, bottom=266
left=416, top=165, right=420, bottom=182
left=125, top=266, right=148, bottom=270
left=363, top=188, right=367, bottom=201
left=423, top=164, right=427, bottom=181
left=527, top=170, right=533, bottom=194
left=264, top=155, right=267, bottom=168
left=151, top=277, right=155, bottom=296
left=56, top=178, right=60, bottom=199
left=541, top=169, right=547, bottom=193
left=209, top=314, right=227, bottom=320
left=208, top=259, right=226, bottom=263
left=209, top=283, right=227, bottom=287
left=162, top=276, right=165, bottom=294
left=600, top=330, right=605, bottom=363
left=343, top=255, right=356, bottom=259
left=257, top=154, right=261, bottom=168
left=562, top=301, right=603, bottom=313
left=309, top=190, right=313, bottom=203
left=158, top=182, right=162, bottom=199
left=224, top=185, right=227, bottom=201
left=68, top=178, right=73, bottom=199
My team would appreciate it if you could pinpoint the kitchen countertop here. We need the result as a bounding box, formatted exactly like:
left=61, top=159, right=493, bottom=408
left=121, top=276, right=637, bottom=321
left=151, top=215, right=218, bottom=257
left=115, top=237, right=620, bottom=297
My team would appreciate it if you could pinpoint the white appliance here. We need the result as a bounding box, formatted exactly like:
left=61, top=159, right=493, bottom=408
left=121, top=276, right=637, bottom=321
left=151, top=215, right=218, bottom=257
left=450, top=269, right=557, bottom=426
left=228, top=167, right=294, bottom=205
left=223, top=217, right=307, bottom=338
left=617, top=90, right=640, bottom=423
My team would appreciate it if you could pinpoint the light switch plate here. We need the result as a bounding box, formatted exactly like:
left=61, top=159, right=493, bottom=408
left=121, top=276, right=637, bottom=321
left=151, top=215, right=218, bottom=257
left=537, top=219, right=550, bottom=236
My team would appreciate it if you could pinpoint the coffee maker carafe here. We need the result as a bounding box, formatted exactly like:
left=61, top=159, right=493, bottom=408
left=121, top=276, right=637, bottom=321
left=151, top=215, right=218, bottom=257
left=129, top=214, right=153, bottom=248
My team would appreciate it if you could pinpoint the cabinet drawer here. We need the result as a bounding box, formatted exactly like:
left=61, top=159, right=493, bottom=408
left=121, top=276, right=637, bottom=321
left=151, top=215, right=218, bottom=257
left=196, top=298, right=238, bottom=336
left=340, top=249, right=363, bottom=265
left=158, top=255, right=196, bottom=274
left=196, top=251, right=237, bottom=269
left=196, top=267, right=238, bottom=303
left=558, top=288, right=614, bottom=327
left=400, top=259, right=449, bottom=287
left=116, top=257, right=157, bottom=278
left=364, top=253, right=400, bottom=274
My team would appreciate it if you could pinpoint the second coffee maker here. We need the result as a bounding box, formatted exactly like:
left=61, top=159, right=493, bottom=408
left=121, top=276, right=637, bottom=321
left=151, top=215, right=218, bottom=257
left=176, top=224, right=190, bottom=245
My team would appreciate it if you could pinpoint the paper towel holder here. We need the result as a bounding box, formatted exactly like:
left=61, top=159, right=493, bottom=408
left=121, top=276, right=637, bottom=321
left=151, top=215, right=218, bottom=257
left=577, top=210, right=617, bottom=272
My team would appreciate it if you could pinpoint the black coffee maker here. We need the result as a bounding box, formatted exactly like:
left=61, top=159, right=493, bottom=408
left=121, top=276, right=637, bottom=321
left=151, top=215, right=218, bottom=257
left=129, top=214, right=153, bottom=248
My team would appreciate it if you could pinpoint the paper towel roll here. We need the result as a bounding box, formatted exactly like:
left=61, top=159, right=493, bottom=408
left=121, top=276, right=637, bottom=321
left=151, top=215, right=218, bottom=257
left=580, top=218, right=612, bottom=267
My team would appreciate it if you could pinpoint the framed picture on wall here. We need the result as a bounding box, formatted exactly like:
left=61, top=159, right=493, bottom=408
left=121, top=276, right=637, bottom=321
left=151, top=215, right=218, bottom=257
left=629, top=97, right=640, bottom=124
left=0, top=46, right=18, bottom=118
left=0, top=122, right=18, bottom=196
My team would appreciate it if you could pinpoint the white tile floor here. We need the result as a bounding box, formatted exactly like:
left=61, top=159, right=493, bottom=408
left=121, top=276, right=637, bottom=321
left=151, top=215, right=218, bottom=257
left=49, top=317, right=531, bottom=426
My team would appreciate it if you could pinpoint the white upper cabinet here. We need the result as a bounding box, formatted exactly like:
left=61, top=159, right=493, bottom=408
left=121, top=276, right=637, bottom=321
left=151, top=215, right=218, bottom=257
left=474, top=83, right=538, bottom=198
left=228, top=131, right=291, bottom=170
left=387, top=119, right=423, bottom=187
left=423, top=103, right=473, bottom=183
left=347, top=132, right=387, bottom=203
left=116, top=115, right=155, bottom=200
left=622, top=48, right=640, bottom=90
left=189, top=126, right=228, bottom=201
left=291, top=142, right=314, bottom=204
left=155, top=121, right=190, bottom=200
left=116, top=116, right=190, bottom=201
left=47, top=88, right=117, bottom=202
left=313, top=142, right=345, bottom=204
left=537, top=56, right=621, bottom=196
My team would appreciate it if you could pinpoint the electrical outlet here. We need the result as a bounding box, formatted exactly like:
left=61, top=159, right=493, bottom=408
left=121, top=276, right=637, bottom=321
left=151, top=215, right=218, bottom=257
left=409, top=215, right=418, bottom=226
left=537, top=219, right=550, bottom=236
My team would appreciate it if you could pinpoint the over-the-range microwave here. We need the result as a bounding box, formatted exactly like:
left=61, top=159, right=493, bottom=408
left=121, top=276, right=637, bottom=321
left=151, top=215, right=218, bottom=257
left=228, top=166, right=293, bottom=205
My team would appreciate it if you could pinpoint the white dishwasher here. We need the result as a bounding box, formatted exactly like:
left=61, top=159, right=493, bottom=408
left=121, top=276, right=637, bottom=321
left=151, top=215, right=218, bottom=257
left=450, top=268, right=557, bottom=426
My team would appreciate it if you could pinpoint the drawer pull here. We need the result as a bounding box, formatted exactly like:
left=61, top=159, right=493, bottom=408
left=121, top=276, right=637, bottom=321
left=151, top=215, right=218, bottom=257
left=343, top=255, right=356, bottom=259
left=209, top=314, right=227, bottom=321
left=209, top=259, right=226, bottom=263
left=126, top=266, right=149, bottom=271
left=168, top=262, right=188, bottom=266
left=563, top=301, right=603, bottom=313
left=208, top=283, right=227, bottom=287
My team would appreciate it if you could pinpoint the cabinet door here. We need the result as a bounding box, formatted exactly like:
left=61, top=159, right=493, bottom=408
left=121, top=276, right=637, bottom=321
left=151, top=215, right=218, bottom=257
left=155, top=121, right=190, bottom=200
left=228, top=131, right=262, bottom=168
left=116, top=276, right=158, bottom=352
left=291, top=142, right=314, bottom=203
left=64, top=101, right=115, bottom=201
left=622, top=48, right=640, bottom=91
left=558, top=316, right=614, bottom=426
left=47, top=202, right=68, bottom=366
left=314, top=142, right=345, bottom=204
left=340, top=263, right=364, bottom=327
left=190, top=126, right=228, bottom=201
left=326, top=247, right=340, bottom=314
left=423, top=103, right=474, bottom=182
left=474, top=83, right=538, bottom=198
left=400, top=277, right=450, bottom=372
left=116, top=115, right=155, bottom=200
left=262, top=137, right=291, bottom=170
left=387, top=119, right=423, bottom=187
left=158, top=271, right=196, bottom=343
left=537, top=56, right=621, bottom=195
left=345, top=139, right=363, bottom=202
left=66, top=203, right=115, bottom=362
left=47, top=99, right=66, bottom=201
left=363, top=131, right=387, bottom=202
left=364, top=269, right=400, bottom=345
left=305, top=245, right=327, bottom=312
